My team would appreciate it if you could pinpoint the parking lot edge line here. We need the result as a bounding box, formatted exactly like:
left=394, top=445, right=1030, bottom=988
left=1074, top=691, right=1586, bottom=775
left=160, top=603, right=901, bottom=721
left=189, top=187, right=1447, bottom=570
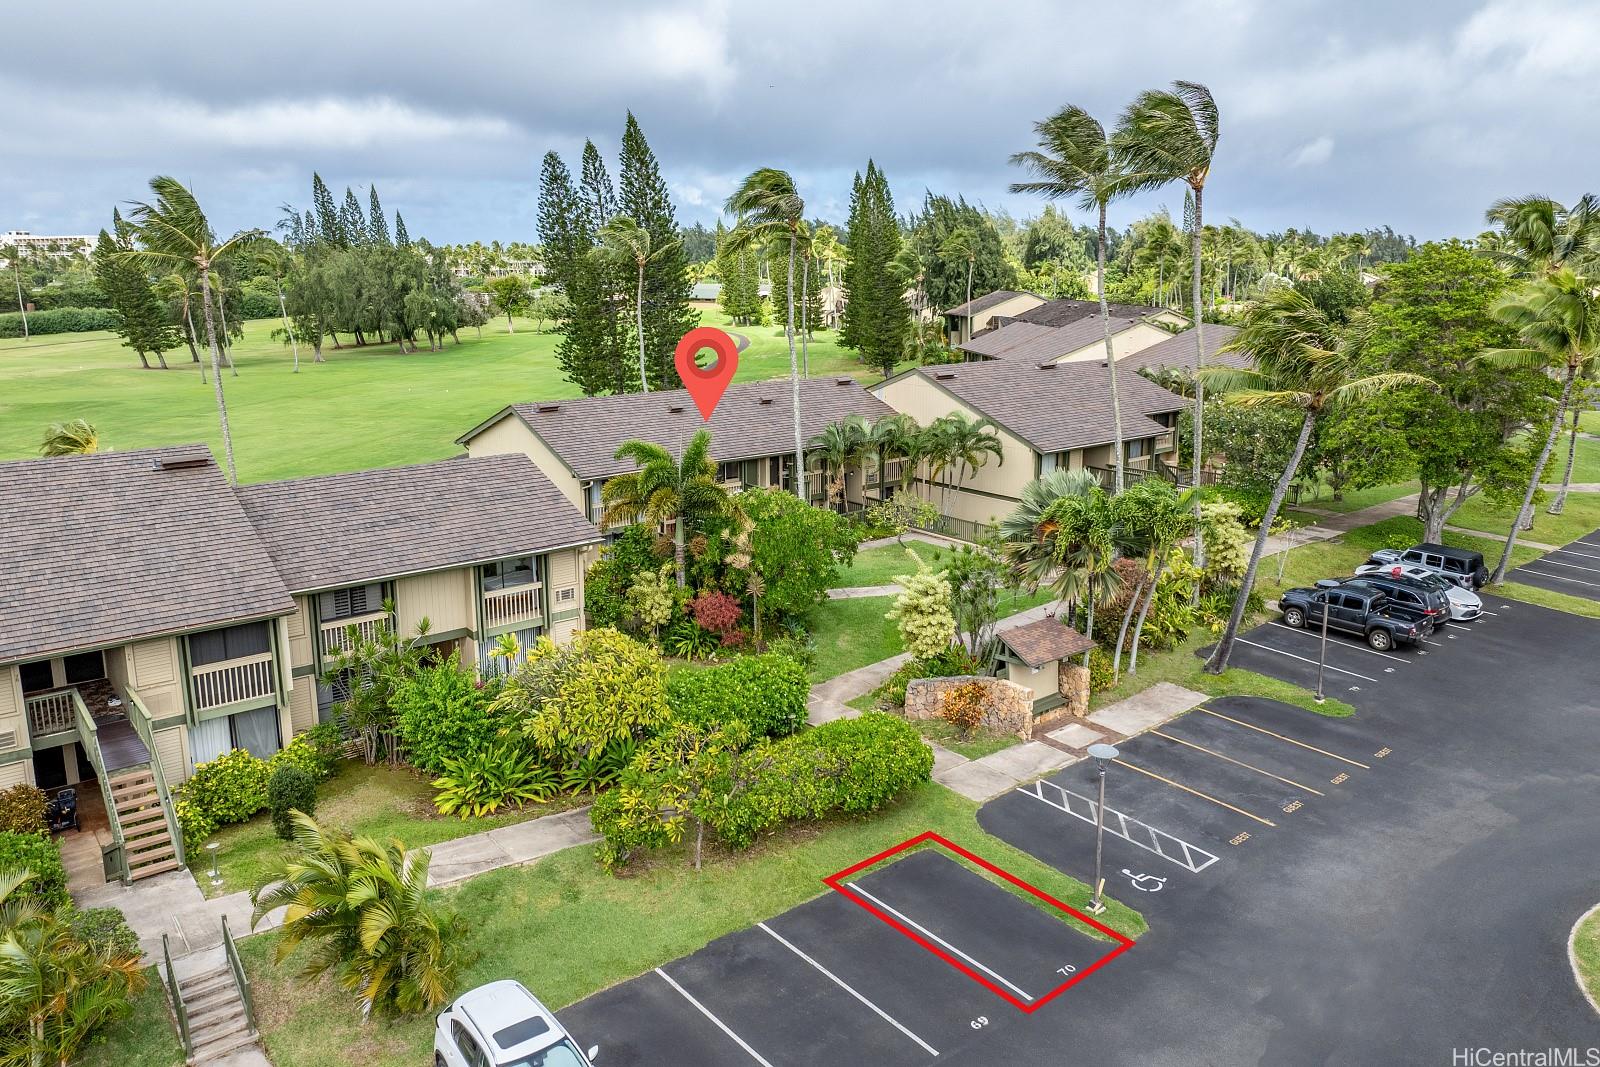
left=1516, top=566, right=1600, bottom=589
left=842, top=881, right=1036, bottom=1003
left=1111, top=758, right=1278, bottom=827
left=1194, top=707, right=1372, bottom=770
left=825, top=830, right=938, bottom=886
left=756, top=922, right=940, bottom=1056
left=1266, top=621, right=1408, bottom=662
left=1536, top=557, right=1600, bottom=573
left=1234, top=637, right=1380, bottom=682
left=655, top=968, right=778, bottom=1067
left=1148, top=729, right=1326, bottom=796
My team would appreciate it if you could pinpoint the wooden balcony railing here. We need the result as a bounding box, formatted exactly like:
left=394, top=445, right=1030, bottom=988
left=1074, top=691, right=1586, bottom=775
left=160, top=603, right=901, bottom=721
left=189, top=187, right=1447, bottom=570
left=190, top=651, right=276, bottom=712
left=483, top=582, right=542, bottom=629
left=319, top=610, right=390, bottom=655
left=25, top=690, right=75, bottom=737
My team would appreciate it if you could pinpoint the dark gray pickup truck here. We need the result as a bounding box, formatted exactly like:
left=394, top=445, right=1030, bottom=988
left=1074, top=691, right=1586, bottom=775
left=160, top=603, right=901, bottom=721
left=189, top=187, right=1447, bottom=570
left=1278, top=581, right=1436, bottom=651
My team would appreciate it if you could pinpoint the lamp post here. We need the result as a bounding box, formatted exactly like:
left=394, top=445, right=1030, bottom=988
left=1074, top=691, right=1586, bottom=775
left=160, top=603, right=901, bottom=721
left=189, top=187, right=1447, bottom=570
left=205, top=841, right=222, bottom=887
left=1314, top=578, right=1341, bottom=704
left=1086, top=743, right=1120, bottom=915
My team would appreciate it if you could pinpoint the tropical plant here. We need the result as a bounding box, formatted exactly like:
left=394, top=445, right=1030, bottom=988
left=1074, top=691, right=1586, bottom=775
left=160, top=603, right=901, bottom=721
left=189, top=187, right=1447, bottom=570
left=940, top=680, right=989, bottom=741
left=1109, top=480, right=1199, bottom=679
left=886, top=550, right=956, bottom=660
left=250, top=814, right=473, bottom=1018
left=37, top=419, right=102, bottom=458
left=808, top=416, right=871, bottom=510
left=929, top=412, right=1005, bottom=512
left=944, top=542, right=1009, bottom=660
left=268, top=764, right=318, bottom=840
left=594, top=216, right=682, bottom=393
left=940, top=227, right=978, bottom=316
left=1011, top=103, right=1139, bottom=490
left=725, top=169, right=808, bottom=496
left=0, top=836, right=67, bottom=913
left=1038, top=489, right=1121, bottom=661
left=625, top=563, right=678, bottom=639
left=603, top=429, right=734, bottom=587
left=998, top=468, right=1104, bottom=594
left=1478, top=270, right=1600, bottom=579
left=665, top=620, right=720, bottom=660
left=432, top=742, right=558, bottom=818
left=1196, top=287, right=1427, bottom=672
left=120, top=176, right=264, bottom=482
left=1481, top=194, right=1600, bottom=279
left=0, top=788, right=46, bottom=835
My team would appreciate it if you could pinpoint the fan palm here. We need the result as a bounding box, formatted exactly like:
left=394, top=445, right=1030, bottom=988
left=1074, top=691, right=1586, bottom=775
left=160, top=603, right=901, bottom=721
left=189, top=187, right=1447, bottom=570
left=1478, top=270, right=1600, bottom=580
left=1197, top=288, right=1428, bottom=672
left=602, top=429, right=733, bottom=586
left=1116, top=81, right=1220, bottom=562
left=1011, top=103, right=1141, bottom=491
left=807, top=416, right=871, bottom=510
left=594, top=216, right=682, bottom=393
left=998, top=468, right=1103, bottom=594
left=726, top=170, right=808, bottom=497
left=38, top=419, right=102, bottom=457
left=119, top=177, right=263, bottom=482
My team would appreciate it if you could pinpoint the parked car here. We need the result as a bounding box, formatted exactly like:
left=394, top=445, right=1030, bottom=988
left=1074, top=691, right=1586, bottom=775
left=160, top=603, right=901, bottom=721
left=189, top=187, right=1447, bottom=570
left=1369, top=543, right=1489, bottom=590
left=1354, top=560, right=1484, bottom=621
left=1278, top=580, right=1436, bottom=650
left=436, top=981, right=598, bottom=1067
left=1344, top=572, right=1452, bottom=624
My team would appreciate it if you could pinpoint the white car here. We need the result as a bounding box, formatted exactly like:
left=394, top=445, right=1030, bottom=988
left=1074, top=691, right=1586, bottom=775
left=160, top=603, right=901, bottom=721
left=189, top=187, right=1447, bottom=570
left=436, top=981, right=598, bottom=1067
left=1354, top=561, right=1483, bottom=621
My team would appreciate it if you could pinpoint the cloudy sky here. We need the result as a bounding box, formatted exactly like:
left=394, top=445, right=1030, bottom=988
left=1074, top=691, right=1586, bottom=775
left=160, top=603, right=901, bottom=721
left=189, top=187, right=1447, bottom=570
left=6, top=0, right=1598, bottom=245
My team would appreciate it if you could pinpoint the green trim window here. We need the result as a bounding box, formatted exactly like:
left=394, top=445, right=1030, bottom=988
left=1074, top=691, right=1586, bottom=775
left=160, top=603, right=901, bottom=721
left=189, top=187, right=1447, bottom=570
left=481, top=555, right=539, bottom=591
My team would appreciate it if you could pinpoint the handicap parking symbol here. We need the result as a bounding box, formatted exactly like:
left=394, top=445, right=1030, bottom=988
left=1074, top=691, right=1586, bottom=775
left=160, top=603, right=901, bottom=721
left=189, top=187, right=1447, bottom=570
left=1122, top=869, right=1167, bottom=893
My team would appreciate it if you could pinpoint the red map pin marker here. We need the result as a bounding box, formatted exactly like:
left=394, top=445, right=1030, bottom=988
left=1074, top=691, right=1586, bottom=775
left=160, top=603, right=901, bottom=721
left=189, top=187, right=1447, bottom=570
left=675, top=326, right=740, bottom=421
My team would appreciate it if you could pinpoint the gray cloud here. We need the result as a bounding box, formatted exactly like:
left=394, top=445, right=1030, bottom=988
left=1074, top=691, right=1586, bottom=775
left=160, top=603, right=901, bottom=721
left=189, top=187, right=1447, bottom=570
left=4, top=0, right=1597, bottom=243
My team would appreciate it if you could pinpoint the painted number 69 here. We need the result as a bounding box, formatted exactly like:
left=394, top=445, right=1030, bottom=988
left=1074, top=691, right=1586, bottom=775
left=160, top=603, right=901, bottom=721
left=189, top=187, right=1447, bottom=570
left=970, top=1016, right=989, bottom=1030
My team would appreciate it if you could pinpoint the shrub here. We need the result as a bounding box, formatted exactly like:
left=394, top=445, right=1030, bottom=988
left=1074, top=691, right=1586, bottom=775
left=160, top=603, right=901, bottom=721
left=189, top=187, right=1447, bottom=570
left=1200, top=501, right=1250, bottom=583
left=667, top=653, right=808, bottom=740
left=1087, top=648, right=1116, bottom=693
left=870, top=647, right=983, bottom=710
left=268, top=729, right=340, bottom=783
left=665, top=620, right=719, bottom=660
left=176, top=748, right=271, bottom=851
left=0, top=831, right=68, bottom=910
left=432, top=741, right=559, bottom=818
left=763, top=632, right=816, bottom=669
left=0, top=306, right=120, bottom=338
left=268, top=764, right=319, bottom=840
left=689, top=590, right=743, bottom=643
left=627, top=563, right=679, bottom=639
left=0, top=784, right=48, bottom=833
left=393, top=653, right=507, bottom=773
left=940, top=681, right=988, bottom=740
left=885, top=552, right=955, bottom=660
left=587, top=525, right=672, bottom=629
left=64, top=906, right=140, bottom=958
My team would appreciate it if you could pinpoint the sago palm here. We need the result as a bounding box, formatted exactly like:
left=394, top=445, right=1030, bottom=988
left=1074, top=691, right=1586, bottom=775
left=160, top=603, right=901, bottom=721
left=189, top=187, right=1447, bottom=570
left=38, top=419, right=102, bottom=457
left=1011, top=103, right=1140, bottom=491
left=594, top=216, right=682, bottom=393
left=1197, top=287, right=1428, bottom=673
left=602, top=429, right=733, bottom=586
left=726, top=169, right=808, bottom=497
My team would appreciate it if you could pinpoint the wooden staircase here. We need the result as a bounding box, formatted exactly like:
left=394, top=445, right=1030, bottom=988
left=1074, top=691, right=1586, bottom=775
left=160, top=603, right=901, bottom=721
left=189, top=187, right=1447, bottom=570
left=109, top=768, right=181, bottom=882
left=177, top=962, right=257, bottom=1063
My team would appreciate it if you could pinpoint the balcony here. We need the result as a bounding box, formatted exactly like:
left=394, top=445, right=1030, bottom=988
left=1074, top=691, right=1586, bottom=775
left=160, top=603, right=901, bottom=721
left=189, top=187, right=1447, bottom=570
left=190, top=652, right=276, bottom=712
left=25, top=689, right=75, bottom=737
left=483, top=582, right=542, bottom=629
left=319, top=609, right=390, bottom=655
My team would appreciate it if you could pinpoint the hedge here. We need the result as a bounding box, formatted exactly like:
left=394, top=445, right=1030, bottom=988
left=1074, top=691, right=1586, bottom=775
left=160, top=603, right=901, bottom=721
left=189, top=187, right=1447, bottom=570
left=0, top=784, right=48, bottom=833
left=176, top=730, right=342, bottom=851
left=666, top=653, right=808, bottom=740
left=393, top=655, right=508, bottom=773
left=0, top=832, right=69, bottom=911
left=0, top=306, right=120, bottom=338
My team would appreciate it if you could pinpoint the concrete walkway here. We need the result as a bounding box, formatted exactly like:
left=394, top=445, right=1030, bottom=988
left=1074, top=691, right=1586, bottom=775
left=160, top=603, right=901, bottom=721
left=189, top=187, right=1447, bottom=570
left=1444, top=525, right=1558, bottom=552
left=826, top=583, right=902, bottom=599
left=1263, top=492, right=1420, bottom=557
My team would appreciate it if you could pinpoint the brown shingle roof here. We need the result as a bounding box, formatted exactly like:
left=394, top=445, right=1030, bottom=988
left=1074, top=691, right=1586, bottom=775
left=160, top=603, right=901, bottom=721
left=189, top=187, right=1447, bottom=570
left=957, top=318, right=1137, bottom=362
left=238, top=454, right=600, bottom=593
left=1000, top=617, right=1095, bottom=667
left=465, top=377, right=895, bottom=482
left=944, top=290, right=1036, bottom=317
left=1124, top=324, right=1249, bottom=372
left=0, top=446, right=293, bottom=665
left=896, top=359, right=1186, bottom=454
left=1011, top=298, right=1167, bottom=329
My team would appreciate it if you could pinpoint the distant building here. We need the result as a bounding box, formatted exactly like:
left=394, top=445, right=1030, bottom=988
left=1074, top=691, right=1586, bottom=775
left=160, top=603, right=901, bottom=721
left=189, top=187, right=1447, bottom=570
left=0, top=231, right=94, bottom=259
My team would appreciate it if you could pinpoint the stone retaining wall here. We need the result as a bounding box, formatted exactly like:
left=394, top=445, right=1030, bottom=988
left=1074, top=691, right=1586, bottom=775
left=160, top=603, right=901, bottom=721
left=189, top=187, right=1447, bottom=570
left=903, top=675, right=1032, bottom=740
left=1034, top=662, right=1091, bottom=730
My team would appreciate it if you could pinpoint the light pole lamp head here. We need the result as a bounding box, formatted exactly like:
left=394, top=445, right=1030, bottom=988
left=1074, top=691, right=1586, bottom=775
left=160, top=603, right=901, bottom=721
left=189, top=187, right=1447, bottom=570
left=1087, top=743, right=1120, bottom=769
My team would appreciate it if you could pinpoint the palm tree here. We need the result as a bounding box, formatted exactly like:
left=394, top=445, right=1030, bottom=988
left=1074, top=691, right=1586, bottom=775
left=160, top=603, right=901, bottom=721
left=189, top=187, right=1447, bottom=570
left=1479, top=270, right=1600, bottom=581
left=1125, top=484, right=1199, bottom=676
left=935, top=412, right=1005, bottom=513
left=253, top=241, right=301, bottom=373
left=1482, top=195, right=1600, bottom=279
left=38, top=419, right=103, bottom=457
left=941, top=228, right=978, bottom=322
left=602, top=429, right=734, bottom=587
left=7, top=244, right=28, bottom=341
left=120, top=177, right=263, bottom=482
left=250, top=813, right=469, bottom=1020
left=1116, top=81, right=1220, bottom=566
left=1046, top=489, right=1121, bottom=664
left=594, top=216, right=682, bottom=393
left=998, top=468, right=1103, bottom=594
left=726, top=170, right=808, bottom=498
left=865, top=412, right=918, bottom=504
left=155, top=270, right=203, bottom=368
left=1198, top=288, right=1427, bottom=673
left=808, top=416, right=870, bottom=510
left=1011, top=103, right=1139, bottom=491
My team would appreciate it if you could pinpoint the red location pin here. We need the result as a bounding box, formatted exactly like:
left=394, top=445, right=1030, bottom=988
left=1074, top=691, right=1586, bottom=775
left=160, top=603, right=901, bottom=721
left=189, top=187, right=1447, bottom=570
left=675, top=326, right=740, bottom=421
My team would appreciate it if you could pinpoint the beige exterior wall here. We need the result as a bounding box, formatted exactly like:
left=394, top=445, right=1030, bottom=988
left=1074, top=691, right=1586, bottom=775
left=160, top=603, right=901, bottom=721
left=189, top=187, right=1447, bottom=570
left=0, top=666, right=23, bottom=757
left=396, top=568, right=475, bottom=638
left=1003, top=660, right=1059, bottom=704
left=288, top=679, right=318, bottom=735
left=463, top=415, right=585, bottom=510
left=125, top=637, right=185, bottom=720
left=153, top=723, right=188, bottom=783
left=1053, top=322, right=1173, bottom=364
left=950, top=293, right=1045, bottom=345
left=0, top=762, right=29, bottom=789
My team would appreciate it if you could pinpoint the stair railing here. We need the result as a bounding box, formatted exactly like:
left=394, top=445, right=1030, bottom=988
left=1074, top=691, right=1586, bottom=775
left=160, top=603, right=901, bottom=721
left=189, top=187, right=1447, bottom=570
left=162, top=933, right=193, bottom=1057
left=221, top=915, right=256, bottom=1034
left=124, top=686, right=186, bottom=869
left=72, top=691, right=128, bottom=883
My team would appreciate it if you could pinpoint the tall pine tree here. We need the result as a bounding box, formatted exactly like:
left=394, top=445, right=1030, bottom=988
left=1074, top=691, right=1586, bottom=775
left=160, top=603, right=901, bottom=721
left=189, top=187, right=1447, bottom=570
left=617, top=112, right=698, bottom=391
left=394, top=213, right=410, bottom=248
left=93, top=216, right=182, bottom=370
left=312, top=173, right=342, bottom=246
left=340, top=188, right=368, bottom=247
left=715, top=221, right=762, bottom=325
left=541, top=149, right=614, bottom=395
left=842, top=161, right=910, bottom=377
left=368, top=187, right=391, bottom=245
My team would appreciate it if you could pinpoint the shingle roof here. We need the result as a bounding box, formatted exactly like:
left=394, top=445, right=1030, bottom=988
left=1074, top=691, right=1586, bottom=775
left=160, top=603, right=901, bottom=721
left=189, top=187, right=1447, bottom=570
left=1124, top=324, right=1249, bottom=372
left=0, top=446, right=294, bottom=665
left=898, top=359, right=1186, bottom=454
left=957, top=318, right=1137, bottom=362
left=1010, top=297, right=1167, bottom=329
left=944, top=290, right=1036, bottom=317
left=237, top=455, right=600, bottom=593
left=1000, top=617, right=1096, bottom=668
left=465, top=377, right=895, bottom=482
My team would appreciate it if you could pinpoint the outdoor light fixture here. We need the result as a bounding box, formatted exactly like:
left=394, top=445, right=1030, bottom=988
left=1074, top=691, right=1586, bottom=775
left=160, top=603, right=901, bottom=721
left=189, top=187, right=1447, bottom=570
left=206, top=840, right=221, bottom=887
left=1086, top=743, right=1120, bottom=915
left=1314, top=578, right=1342, bottom=704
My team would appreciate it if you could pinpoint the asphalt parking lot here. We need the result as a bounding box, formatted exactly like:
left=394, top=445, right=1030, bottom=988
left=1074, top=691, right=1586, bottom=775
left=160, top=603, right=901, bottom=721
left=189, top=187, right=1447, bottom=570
left=1509, top=526, right=1600, bottom=602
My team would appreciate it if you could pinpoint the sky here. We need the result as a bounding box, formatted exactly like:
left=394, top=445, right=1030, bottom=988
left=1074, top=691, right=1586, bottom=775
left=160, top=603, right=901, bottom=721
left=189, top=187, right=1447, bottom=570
left=5, top=0, right=1599, bottom=247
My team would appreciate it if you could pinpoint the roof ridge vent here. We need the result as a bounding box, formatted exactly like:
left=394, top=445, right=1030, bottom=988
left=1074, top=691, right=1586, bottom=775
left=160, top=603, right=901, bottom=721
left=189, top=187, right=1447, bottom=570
left=151, top=454, right=212, bottom=472
left=535, top=403, right=561, bottom=413
left=934, top=370, right=957, bottom=380
left=667, top=403, right=685, bottom=413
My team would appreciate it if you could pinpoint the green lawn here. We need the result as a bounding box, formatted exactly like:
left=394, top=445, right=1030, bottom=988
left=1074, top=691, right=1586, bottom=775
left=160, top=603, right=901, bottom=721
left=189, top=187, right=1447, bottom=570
left=833, top=540, right=944, bottom=588
left=1574, top=906, right=1600, bottom=1007
left=238, top=782, right=1146, bottom=1067
left=907, top=718, right=1024, bottom=759
left=0, top=309, right=899, bottom=483
left=1292, top=480, right=1419, bottom=514
left=1447, top=491, right=1600, bottom=546
left=203, top=762, right=580, bottom=898
left=807, top=588, right=1054, bottom=682
left=76, top=969, right=184, bottom=1067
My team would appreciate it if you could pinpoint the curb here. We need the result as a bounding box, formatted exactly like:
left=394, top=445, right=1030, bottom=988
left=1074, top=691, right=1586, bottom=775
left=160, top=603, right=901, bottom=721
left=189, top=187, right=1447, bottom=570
left=1567, top=901, right=1600, bottom=1017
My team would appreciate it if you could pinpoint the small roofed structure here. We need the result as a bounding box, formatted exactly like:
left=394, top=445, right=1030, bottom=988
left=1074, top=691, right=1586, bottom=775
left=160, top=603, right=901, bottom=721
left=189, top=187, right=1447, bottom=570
left=993, top=617, right=1095, bottom=718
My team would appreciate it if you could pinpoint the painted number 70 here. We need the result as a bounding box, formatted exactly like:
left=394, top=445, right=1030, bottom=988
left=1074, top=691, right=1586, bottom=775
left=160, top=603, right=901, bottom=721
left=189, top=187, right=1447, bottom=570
left=1056, top=963, right=1077, bottom=976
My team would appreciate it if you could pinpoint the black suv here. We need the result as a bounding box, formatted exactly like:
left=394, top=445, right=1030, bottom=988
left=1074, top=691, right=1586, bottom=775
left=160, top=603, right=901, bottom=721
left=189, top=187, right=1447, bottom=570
left=1278, top=581, right=1435, bottom=651
left=1345, top=574, right=1452, bottom=625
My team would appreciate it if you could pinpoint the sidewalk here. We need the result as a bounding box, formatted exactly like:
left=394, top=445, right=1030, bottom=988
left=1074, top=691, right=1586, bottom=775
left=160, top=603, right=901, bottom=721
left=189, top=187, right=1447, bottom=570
left=1263, top=492, right=1420, bottom=557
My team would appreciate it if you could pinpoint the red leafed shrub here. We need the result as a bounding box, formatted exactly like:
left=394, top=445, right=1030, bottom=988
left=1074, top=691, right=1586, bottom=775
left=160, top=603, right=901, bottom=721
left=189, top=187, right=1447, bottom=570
left=690, top=591, right=742, bottom=636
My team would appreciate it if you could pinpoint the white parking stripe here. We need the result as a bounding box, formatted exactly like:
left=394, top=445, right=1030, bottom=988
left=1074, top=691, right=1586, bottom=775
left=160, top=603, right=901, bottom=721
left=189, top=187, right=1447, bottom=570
left=1533, top=556, right=1600, bottom=575
left=1236, top=637, right=1380, bottom=682
left=1574, top=540, right=1600, bottom=549
left=1267, top=621, right=1409, bottom=662
left=843, top=882, right=1033, bottom=1002
left=758, top=923, right=939, bottom=1056
left=1552, top=547, right=1600, bottom=561
left=1517, top=566, right=1600, bottom=589
left=656, top=968, right=777, bottom=1067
